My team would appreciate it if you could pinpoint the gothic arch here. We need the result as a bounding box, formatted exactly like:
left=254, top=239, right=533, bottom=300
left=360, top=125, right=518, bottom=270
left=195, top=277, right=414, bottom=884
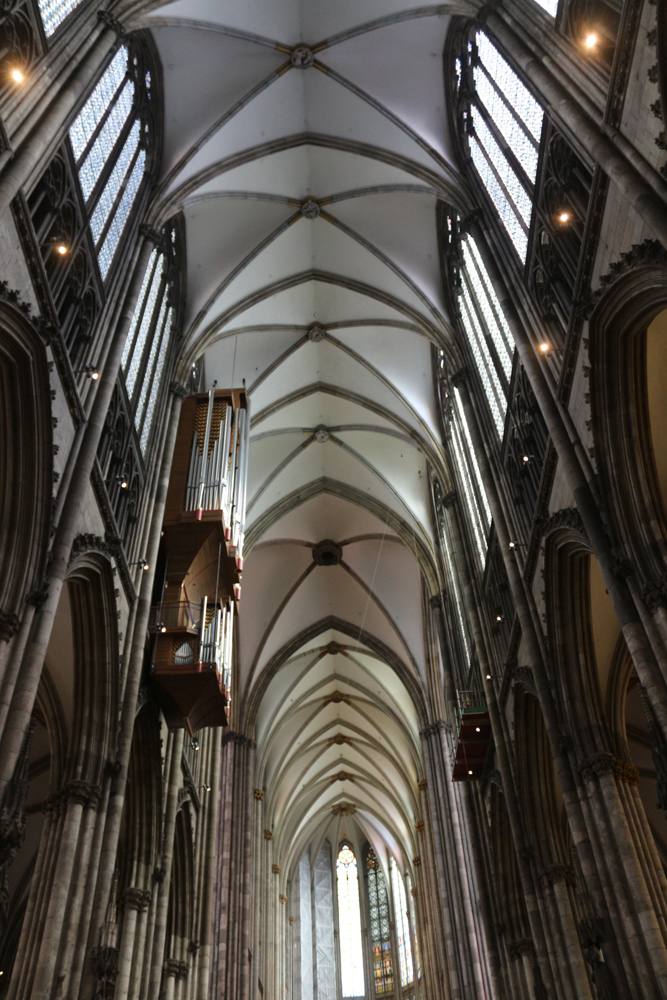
left=0, top=300, right=51, bottom=627
left=588, top=260, right=667, bottom=582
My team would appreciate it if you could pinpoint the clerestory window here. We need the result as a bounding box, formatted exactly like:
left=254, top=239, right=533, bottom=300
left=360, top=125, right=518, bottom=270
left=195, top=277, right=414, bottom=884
left=38, top=0, right=85, bottom=36
left=533, top=0, right=558, bottom=15
left=336, top=845, right=365, bottom=998
left=390, top=859, right=414, bottom=988
left=68, top=44, right=152, bottom=281
left=456, top=31, right=545, bottom=262
left=121, top=227, right=179, bottom=453
left=365, top=848, right=394, bottom=995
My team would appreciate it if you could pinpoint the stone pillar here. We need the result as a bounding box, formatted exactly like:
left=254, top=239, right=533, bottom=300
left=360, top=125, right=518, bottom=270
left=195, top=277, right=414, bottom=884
left=215, top=732, right=255, bottom=1000
left=0, top=230, right=160, bottom=794
left=116, top=888, right=151, bottom=998
left=196, top=731, right=223, bottom=998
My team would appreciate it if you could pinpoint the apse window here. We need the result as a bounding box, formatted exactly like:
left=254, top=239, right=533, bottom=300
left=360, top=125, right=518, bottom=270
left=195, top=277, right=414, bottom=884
left=337, top=845, right=365, bottom=998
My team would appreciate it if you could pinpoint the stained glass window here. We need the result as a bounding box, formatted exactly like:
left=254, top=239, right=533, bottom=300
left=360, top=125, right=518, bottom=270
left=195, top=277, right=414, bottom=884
left=68, top=44, right=149, bottom=281
left=406, top=874, right=421, bottom=981
left=140, top=308, right=173, bottom=452
left=464, top=32, right=545, bottom=262
left=38, top=0, right=85, bottom=37
left=441, top=520, right=471, bottom=667
left=451, top=389, right=491, bottom=567
left=390, top=860, right=413, bottom=987
left=336, top=846, right=365, bottom=998
left=366, top=849, right=394, bottom=995
left=534, top=0, right=558, bottom=14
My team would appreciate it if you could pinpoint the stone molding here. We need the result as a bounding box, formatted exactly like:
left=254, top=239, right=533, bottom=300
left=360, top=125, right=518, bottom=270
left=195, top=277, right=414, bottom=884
left=508, top=938, right=534, bottom=961
left=279, top=894, right=287, bottom=904
left=450, top=367, right=470, bottom=388
left=254, top=788, right=264, bottom=800
left=164, top=958, right=189, bottom=980
left=539, top=864, right=576, bottom=888
left=122, top=887, right=151, bottom=912
left=0, top=611, right=20, bottom=641
left=264, top=829, right=273, bottom=840
left=42, top=780, right=101, bottom=815
left=413, top=856, right=422, bottom=866
left=534, top=507, right=587, bottom=540
left=642, top=573, right=667, bottom=612
left=169, top=379, right=189, bottom=400
left=272, top=864, right=281, bottom=874
left=579, top=752, right=639, bottom=785
left=596, top=239, right=667, bottom=298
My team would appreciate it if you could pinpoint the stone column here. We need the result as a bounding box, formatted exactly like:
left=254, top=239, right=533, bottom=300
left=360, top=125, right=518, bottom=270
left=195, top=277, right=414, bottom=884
left=0, top=230, right=160, bottom=793
left=116, top=888, right=151, bottom=998
left=215, top=732, right=255, bottom=1000
left=148, top=728, right=186, bottom=1000
left=197, top=730, right=223, bottom=999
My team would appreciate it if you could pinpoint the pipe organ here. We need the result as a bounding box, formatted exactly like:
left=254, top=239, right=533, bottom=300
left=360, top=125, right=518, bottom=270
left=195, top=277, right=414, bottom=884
left=150, top=388, right=249, bottom=733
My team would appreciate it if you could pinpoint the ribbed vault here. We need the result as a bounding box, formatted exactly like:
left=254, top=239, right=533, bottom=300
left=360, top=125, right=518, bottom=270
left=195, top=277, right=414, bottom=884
left=142, top=0, right=467, bottom=889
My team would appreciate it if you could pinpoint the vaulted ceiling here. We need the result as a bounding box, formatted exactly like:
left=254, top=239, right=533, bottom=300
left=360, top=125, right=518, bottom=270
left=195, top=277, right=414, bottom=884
left=140, top=0, right=469, bottom=874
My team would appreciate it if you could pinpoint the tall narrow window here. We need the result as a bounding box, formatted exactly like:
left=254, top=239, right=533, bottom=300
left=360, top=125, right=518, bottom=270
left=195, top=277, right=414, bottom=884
left=456, top=32, right=544, bottom=261
left=69, top=44, right=152, bottom=280
left=38, top=0, right=85, bottom=36
left=450, top=389, right=491, bottom=567
left=390, top=859, right=413, bottom=988
left=121, top=226, right=179, bottom=453
left=365, top=848, right=394, bottom=994
left=336, top=846, right=365, bottom=998
left=405, top=874, right=421, bottom=982
left=533, top=0, right=558, bottom=14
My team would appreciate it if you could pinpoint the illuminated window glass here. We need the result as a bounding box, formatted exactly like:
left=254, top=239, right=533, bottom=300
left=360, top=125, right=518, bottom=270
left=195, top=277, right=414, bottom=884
left=38, top=0, right=85, bottom=37
left=451, top=389, right=491, bottom=567
left=462, top=237, right=514, bottom=380
left=390, top=860, right=413, bottom=987
left=533, top=0, right=558, bottom=16
left=124, top=252, right=164, bottom=399
left=459, top=282, right=506, bottom=436
left=441, top=524, right=471, bottom=666
left=97, top=147, right=145, bottom=279
left=366, top=849, right=394, bottom=995
left=135, top=294, right=168, bottom=428
left=69, top=48, right=128, bottom=160
left=405, top=874, right=421, bottom=981
left=122, top=249, right=158, bottom=371
left=90, top=119, right=140, bottom=244
left=140, top=308, right=173, bottom=453
left=464, top=32, right=545, bottom=262
left=336, top=846, right=365, bottom=998
left=78, top=81, right=134, bottom=200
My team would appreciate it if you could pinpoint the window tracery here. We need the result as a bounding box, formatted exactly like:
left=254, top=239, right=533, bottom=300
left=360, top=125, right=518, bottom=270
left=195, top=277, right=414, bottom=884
left=390, top=859, right=413, bottom=987
left=456, top=31, right=545, bottom=262
left=38, top=0, right=85, bottom=36
left=365, top=848, right=394, bottom=994
left=336, top=845, right=365, bottom=998
left=68, top=43, right=153, bottom=280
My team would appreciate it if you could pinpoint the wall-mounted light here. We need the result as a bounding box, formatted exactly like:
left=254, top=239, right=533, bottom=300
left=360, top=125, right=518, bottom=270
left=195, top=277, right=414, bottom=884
left=475, top=726, right=481, bottom=733
left=508, top=540, right=526, bottom=550
left=539, top=342, right=551, bottom=354
left=522, top=454, right=534, bottom=465
left=10, top=68, right=24, bottom=83
left=202, top=783, right=211, bottom=793
left=134, top=558, right=150, bottom=571
left=558, top=211, right=571, bottom=224
left=74, top=365, right=99, bottom=380
left=191, top=737, right=200, bottom=751
left=56, top=243, right=68, bottom=256
left=585, top=32, right=597, bottom=49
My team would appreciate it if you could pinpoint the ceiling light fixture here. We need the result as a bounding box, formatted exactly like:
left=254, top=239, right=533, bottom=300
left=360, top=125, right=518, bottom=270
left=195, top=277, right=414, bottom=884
left=559, top=211, right=570, bottom=223
left=539, top=342, right=550, bottom=353
left=10, top=68, right=24, bottom=83
left=585, top=33, right=597, bottom=48
left=56, top=243, right=68, bottom=255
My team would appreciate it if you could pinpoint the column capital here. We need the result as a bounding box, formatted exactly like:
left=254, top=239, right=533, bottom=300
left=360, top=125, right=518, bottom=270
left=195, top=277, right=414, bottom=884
left=164, top=958, right=189, bottom=980
left=442, top=489, right=457, bottom=508
left=459, top=208, right=485, bottom=235
left=169, top=380, right=189, bottom=400
left=122, top=887, right=151, bottom=912
left=450, top=367, right=470, bottom=388
left=539, top=864, right=576, bottom=888
left=97, top=10, right=126, bottom=38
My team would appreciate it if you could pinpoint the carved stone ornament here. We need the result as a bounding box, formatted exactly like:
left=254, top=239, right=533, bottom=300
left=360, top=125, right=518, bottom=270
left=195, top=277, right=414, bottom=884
left=331, top=802, right=356, bottom=816
left=415, top=820, right=425, bottom=832
left=301, top=199, right=320, bottom=220
left=279, top=894, right=288, bottom=904
left=254, top=788, right=264, bottom=800
left=442, top=489, right=457, bottom=508
left=314, top=426, right=330, bottom=443
left=291, top=46, right=314, bottom=68
left=596, top=239, right=667, bottom=296
left=272, top=864, right=281, bottom=874
left=97, top=10, right=126, bottom=37
left=413, top=856, right=422, bottom=866
left=164, top=958, right=189, bottom=981
left=328, top=734, right=351, bottom=747
left=308, top=323, right=326, bottom=342
left=539, top=864, right=576, bottom=888
left=264, top=829, right=273, bottom=840
left=450, top=367, right=469, bottom=388
left=324, top=690, right=350, bottom=705
left=0, top=279, right=33, bottom=319
left=170, top=379, right=189, bottom=400
left=534, top=507, right=586, bottom=540
left=91, top=945, right=119, bottom=1000
left=0, top=611, right=20, bottom=641
left=508, top=938, right=534, bottom=961
left=330, top=771, right=354, bottom=784
left=418, top=779, right=428, bottom=791
left=121, top=887, right=151, bottom=912
left=579, top=752, right=639, bottom=785
left=313, top=540, right=343, bottom=567
left=642, top=573, right=667, bottom=612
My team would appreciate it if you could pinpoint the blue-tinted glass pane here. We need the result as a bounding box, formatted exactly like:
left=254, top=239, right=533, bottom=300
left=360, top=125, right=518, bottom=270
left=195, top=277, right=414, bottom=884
left=125, top=253, right=164, bottom=398
left=78, top=81, right=134, bottom=201
left=122, top=249, right=158, bottom=371
left=534, top=0, right=558, bottom=15
left=140, top=308, right=173, bottom=453
left=470, top=133, right=528, bottom=261
left=91, top=119, right=140, bottom=245
left=474, top=67, right=539, bottom=182
left=462, top=237, right=514, bottom=380
left=69, top=48, right=127, bottom=160
left=97, top=147, right=146, bottom=280
left=477, top=33, right=543, bottom=142
left=135, top=295, right=168, bottom=429
left=459, top=280, right=507, bottom=435
left=38, top=0, right=84, bottom=37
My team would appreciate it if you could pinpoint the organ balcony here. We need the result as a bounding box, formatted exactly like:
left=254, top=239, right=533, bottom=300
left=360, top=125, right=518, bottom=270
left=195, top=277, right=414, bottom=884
left=150, top=387, right=248, bottom=732
left=452, top=690, right=492, bottom=781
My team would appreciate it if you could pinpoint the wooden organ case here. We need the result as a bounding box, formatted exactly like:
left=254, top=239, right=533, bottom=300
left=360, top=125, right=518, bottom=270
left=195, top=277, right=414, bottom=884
left=150, top=388, right=249, bottom=733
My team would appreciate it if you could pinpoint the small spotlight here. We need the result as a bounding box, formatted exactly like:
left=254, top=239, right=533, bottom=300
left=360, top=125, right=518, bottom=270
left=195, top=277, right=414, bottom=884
left=10, top=68, right=24, bottom=84
left=191, top=737, right=200, bottom=751
left=468, top=769, right=473, bottom=775
left=495, top=612, right=504, bottom=623
left=475, top=727, right=481, bottom=733
left=558, top=212, right=570, bottom=224
left=522, top=454, right=534, bottom=465
left=90, top=369, right=99, bottom=380
left=142, top=560, right=149, bottom=571
left=486, top=673, right=492, bottom=680
left=120, top=479, right=128, bottom=489
left=585, top=33, right=597, bottom=48
left=509, top=540, right=517, bottom=549
left=203, top=783, right=211, bottom=792
left=56, top=243, right=68, bottom=256
left=539, top=342, right=550, bottom=353
left=160, top=625, right=166, bottom=633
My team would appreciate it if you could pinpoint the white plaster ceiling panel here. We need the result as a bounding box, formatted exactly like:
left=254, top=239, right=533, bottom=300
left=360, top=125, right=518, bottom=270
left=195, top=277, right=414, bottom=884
left=203, top=328, right=305, bottom=393
left=330, top=326, right=442, bottom=440
left=255, top=564, right=413, bottom=676
left=192, top=146, right=431, bottom=201
left=248, top=392, right=399, bottom=437
left=184, top=199, right=293, bottom=327
left=247, top=430, right=311, bottom=501
left=328, top=191, right=446, bottom=315
left=147, top=0, right=303, bottom=42
left=320, top=15, right=454, bottom=164
left=258, top=493, right=400, bottom=545
left=151, top=27, right=287, bottom=176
